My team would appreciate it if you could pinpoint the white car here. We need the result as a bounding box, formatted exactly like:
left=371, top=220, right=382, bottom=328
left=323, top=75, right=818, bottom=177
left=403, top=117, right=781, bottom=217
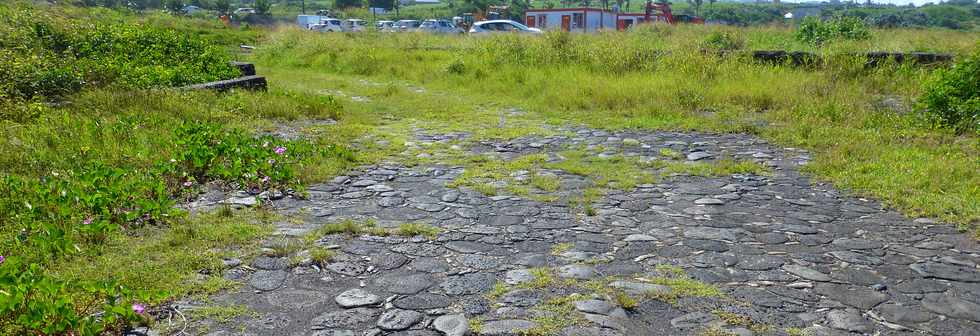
left=346, top=19, right=367, bottom=32
left=310, top=19, right=345, bottom=32
left=469, top=20, right=542, bottom=34
left=376, top=20, right=395, bottom=31
left=394, top=20, right=422, bottom=32
left=417, top=19, right=463, bottom=34
left=233, top=8, right=256, bottom=15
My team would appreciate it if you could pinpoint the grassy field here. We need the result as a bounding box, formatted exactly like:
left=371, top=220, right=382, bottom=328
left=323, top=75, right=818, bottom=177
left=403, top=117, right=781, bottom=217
left=0, top=3, right=978, bottom=333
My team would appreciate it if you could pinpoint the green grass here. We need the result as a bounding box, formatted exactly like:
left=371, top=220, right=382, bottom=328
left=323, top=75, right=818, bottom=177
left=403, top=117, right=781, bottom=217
left=188, top=304, right=255, bottom=323
left=395, top=223, right=441, bottom=238
left=48, top=208, right=274, bottom=305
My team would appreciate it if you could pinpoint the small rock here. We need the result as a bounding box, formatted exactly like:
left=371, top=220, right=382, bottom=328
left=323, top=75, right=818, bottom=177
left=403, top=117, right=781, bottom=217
left=478, top=320, right=537, bottom=335
left=376, top=309, right=423, bottom=331
left=433, top=314, right=468, bottom=336
left=687, top=152, right=713, bottom=161
left=827, top=310, right=871, bottom=333
left=670, top=312, right=718, bottom=329
left=335, top=288, right=382, bottom=308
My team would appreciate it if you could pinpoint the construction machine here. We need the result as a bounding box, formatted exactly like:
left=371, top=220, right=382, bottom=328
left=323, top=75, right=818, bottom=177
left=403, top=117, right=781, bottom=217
left=457, top=5, right=510, bottom=31
left=644, top=1, right=704, bottom=24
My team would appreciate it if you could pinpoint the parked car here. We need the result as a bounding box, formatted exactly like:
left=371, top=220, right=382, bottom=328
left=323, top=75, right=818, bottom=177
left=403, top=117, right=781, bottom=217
left=346, top=19, right=368, bottom=32
left=468, top=20, right=542, bottom=34
left=376, top=20, right=395, bottom=31
left=417, top=19, right=463, bottom=34
left=310, top=19, right=345, bottom=32
left=394, top=20, right=421, bottom=31
left=181, top=5, right=203, bottom=14
left=233, top=8, right=256, bottom=15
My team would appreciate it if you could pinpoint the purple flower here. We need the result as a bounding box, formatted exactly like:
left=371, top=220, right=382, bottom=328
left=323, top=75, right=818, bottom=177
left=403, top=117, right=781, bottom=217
left=0, top=255, right=5, bottom=265
left=132, top=303, right=145, bottom=314
left=82, top=217, right=93, bottom=225
left=274, top=146, right=287, bottom=155
left=268, top=159, right=276, bottom=165
left=261, top=176, right=270, bottom=183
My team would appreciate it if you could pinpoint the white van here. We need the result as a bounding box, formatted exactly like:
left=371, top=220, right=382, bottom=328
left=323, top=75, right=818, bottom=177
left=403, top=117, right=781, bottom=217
left=310, top=18, right=345, bottom=32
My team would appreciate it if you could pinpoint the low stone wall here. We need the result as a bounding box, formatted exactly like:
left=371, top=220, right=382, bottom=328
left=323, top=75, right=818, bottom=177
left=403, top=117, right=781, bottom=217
left=183, top=75, right=267, bottom=91
left=752, top=51, right=953, bottom=67
left=183, top=62, right=266, bottom=91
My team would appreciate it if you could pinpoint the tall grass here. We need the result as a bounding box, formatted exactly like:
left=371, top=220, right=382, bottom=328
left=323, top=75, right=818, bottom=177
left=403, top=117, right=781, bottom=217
left=257, top=26, right=978, bottom=229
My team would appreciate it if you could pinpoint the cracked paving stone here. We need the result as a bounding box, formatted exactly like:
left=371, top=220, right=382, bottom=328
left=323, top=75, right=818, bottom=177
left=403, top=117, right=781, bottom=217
left=335, top=288, right=382, bottom=308
left=325, top=262, right=367, bottom=276
left=921, top=293, right=980, bottom=322
left=782, top=264, right=831, bottom=282
left=249, top=270, right=287, bottom=292
left=377, top=309, right=424, bottom=331
left=498, top=289, right=542, bottom=307
left=311, top=308, right=380, bottom=329
left=558, top=264, right=598, bottom=280
left=393, top=293, right=453, bottom=310
left=815, top=284, right=888, bottom=310
left=374, top=273, right=435, bottom=294
left=827, top=309, right=872, bottom=333
left=433, top=314, right=468, bottom=336
left=478, top=320, right=538, bottom=336
left=910, top=262, right=980, bottom=282
left=737, top=255, right=784, bottom=271
left=669, top=312, right=719, bottom=329
left=441, top=273, right=496, bottom=295
left=609, top=281, right=672, bottom=296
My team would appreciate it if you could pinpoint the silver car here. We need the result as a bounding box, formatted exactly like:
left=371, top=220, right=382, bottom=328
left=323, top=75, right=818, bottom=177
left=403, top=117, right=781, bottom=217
left=469, top=20, right=542, bottom=34
left=394, top=20, right=422, bottom=32
left=417, top=19, right=463, bottom=34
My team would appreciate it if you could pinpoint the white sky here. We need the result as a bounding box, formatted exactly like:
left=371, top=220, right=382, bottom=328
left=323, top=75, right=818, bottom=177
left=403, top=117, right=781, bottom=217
left=774, top=0, right=940, bottom=6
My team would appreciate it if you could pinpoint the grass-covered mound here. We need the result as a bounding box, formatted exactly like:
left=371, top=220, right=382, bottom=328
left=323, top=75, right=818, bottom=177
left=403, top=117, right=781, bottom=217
left=0, top=2, right=239, bottom=121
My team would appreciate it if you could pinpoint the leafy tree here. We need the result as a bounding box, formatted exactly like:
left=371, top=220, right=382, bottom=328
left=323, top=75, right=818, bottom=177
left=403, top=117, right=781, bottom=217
left=687, top=0, right=703, bottom=16
left=165, top=0, right=184, bottom=13
left=335, top=0, right=364, bottom=8
left=212, top=0, right=231, bottom=14
left=255, top=0, right=271, bottom=14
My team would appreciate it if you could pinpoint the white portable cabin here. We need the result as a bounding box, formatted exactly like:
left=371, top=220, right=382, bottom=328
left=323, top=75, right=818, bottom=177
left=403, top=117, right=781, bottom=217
left=297, top=15, right=328, bottom=28
left=523, top=8, right=615, bottom=32
left=524, top=8, right=657, bottom=32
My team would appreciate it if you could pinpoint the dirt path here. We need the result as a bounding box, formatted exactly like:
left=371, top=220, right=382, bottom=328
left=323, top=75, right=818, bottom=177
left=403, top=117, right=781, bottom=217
left=170, top=125, right=980, bottom=336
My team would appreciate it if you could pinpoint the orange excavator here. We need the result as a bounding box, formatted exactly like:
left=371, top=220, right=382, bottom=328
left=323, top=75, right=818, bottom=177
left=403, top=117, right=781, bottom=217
left=644, top=1, right=704, bottom=24
left=458, top=5, right=509, bottom=31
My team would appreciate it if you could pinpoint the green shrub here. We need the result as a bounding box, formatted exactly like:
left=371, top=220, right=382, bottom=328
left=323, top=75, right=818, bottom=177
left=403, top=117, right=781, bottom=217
left=795, top=16, right=872, bottom=45
left=0, top=4, right=238, bottom=109
left=918, top=47, right=980, bottom=134
left=700, top=31, right=746, bottom=52
left=0, top=257, right=148, bottom=335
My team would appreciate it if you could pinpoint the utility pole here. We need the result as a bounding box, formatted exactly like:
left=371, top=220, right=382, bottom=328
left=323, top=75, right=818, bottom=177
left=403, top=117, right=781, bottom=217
left=302, top=0, right=306, bottom=14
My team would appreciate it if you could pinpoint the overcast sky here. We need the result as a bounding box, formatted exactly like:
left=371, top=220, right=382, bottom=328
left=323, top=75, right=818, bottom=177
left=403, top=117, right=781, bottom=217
left=773, top=0, right=938, bottom=6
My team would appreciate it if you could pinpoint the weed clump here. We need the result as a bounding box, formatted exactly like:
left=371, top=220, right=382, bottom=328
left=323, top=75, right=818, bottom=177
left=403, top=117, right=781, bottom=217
left=918, top=46, right=979, bottom=134
left=795, top=16, right=871, bottom=45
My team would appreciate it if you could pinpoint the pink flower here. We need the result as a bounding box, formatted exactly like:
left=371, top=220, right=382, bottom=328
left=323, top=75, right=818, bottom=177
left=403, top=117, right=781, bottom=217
left=274, top=146, right=287, bottom=155
left=183, top=181, right=193, bottom=187
left=82, top=217, right=93, bottom=225
left=0, top=255, right=5, bottom=265
left=268, top=159, right=276, bottom=165
left=132, top=303, right=145, bottom=314
left=261, top=176, right=270, bottom=183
